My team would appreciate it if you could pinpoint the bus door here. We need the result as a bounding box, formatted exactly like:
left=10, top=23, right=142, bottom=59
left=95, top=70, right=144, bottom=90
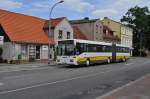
left=112, top=44, right=116, bottom=62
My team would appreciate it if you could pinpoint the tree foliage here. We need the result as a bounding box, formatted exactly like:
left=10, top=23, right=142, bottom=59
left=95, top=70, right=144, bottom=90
left=121, top=6, right=150, bottom=56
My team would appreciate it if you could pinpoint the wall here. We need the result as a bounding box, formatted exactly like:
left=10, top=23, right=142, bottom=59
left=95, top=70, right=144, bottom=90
left=121, top=25, right=133, bottom=48
left=94, top=20, right=103, bottom=41
left=1, top=43, right=50, bottom=61
left=73, top=22, right=95, bottom=41
left=54, top=19, right=74, bottom=43
left=102, top=17, right=121, bottom=41
left=1, top=42, right=16, bottom=61
left=40, top=45, right=48, bottom=59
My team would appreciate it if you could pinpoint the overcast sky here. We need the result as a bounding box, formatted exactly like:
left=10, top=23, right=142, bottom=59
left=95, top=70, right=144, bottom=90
left=0, top=0, right=150, bottom=21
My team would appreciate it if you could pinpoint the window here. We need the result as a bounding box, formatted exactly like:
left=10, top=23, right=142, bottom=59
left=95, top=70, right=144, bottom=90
left=96, top=25, right=98, bottom=32
left=88, top=44, right=97, bottom=52
left=76, top=43, right=87, bottom=54
left=103, top=30, right=106, bottom=35
left=97, top=45, right=103, bottom=52
left=21, top=44, right=28, bottom=57
left=58, top=30, right=63, bottom=39
left=105, top=46, right=112, bottom=52
left=67, top=32, right=70, bottom=39
left=116, top=47, right=130, bottom=53
left=87, top=44, right=112, bottom=52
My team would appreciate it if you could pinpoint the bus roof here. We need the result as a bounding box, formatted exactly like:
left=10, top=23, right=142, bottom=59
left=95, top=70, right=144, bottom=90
left=58, top=39, right=132, bottom=48
left=58, top=39, right=112, bottom=46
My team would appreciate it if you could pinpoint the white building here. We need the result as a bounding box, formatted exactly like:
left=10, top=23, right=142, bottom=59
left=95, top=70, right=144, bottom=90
left=44, top=17, right=74, bottom=45
left=121, top=25, right=133, bottom=48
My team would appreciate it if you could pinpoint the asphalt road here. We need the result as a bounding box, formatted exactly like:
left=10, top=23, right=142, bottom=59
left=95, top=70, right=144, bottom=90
left=0, top=57, right=150, bottom=99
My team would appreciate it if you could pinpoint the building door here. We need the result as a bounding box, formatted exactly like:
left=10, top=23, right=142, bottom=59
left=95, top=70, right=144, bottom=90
left=36, top=46, right=40, bottom=59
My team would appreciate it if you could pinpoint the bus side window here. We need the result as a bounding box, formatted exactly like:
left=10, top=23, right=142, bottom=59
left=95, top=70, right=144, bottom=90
left=76, top=43, right=80, bottom=55
left=102, top=46, right=106, bottom=52
left=97, top=45, right=103, bottom=52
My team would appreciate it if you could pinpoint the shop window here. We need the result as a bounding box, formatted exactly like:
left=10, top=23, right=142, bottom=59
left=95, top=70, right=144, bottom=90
left=21, top=44, right=28, bottom=57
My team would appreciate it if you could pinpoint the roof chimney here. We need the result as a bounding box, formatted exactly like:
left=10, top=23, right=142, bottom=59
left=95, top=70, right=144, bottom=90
left=104, top=17, right=108, bottom=19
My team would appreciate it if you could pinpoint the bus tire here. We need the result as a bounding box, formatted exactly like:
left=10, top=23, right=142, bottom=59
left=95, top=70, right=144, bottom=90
left=123, top=57, right=126, bottom=62
left=107, top=58, right=111, bottom=63
left=86, top=59, right=90, bottom=66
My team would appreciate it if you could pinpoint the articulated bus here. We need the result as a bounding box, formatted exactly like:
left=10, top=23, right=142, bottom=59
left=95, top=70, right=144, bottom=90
left=56, top=39, right=131, bottom=66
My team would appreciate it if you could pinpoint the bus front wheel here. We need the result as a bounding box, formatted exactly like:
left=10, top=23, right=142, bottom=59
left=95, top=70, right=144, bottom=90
left=86, top=60, right=90, bottom=66
left=123, top=57, right=126, bottom=62
left=107, top=58, right=111, bottom=63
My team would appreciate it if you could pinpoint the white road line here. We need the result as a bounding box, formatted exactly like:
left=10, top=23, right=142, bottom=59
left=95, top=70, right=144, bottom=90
left=0, top=70, right=116, bottom=94
left=95, top=74, right=150, bottom=99
left=0, top=66, right=55, bottom=73
left=0, top=62, right=148, bottom=95
left=0, top=83, right=4, bottom=86
left=0, top=61, right=149, bottom=95
left=125, top=63, right=134, bottom=66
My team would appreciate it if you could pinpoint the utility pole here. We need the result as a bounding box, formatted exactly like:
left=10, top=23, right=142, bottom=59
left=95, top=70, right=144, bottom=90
left=48, top=0, right=64, bottom=64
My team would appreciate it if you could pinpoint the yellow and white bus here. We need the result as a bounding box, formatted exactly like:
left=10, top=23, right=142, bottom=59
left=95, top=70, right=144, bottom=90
left=56, top=39, right=131, bottom=66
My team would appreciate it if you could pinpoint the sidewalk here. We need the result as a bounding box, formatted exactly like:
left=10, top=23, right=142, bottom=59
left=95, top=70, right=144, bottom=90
left=96, top=74, right=150, bottom=99
left=0, top=61, right=57, bottom=72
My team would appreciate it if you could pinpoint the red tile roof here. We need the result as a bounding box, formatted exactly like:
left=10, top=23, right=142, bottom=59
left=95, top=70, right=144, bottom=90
left=0, top=9, right=54, bottom=44
left=44, top=17, right=66, bottom=28
left=72, top=26, right=87, bottom=40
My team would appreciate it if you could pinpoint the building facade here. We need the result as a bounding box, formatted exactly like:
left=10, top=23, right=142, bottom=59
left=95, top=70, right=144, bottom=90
left=70, top=17, right=120, bottom=43
left=44, top=17, right=74, bottom=44
left=72, top=26, right=87, bottom=40
left=43, top=17, right=74, bottom=59
left=0, top=9, right=74, bottom=63
left=101, top=17, right=121, bottom=43
left=121, top=25, right=133, bottom=48
left=101, top=17, right=133, bottom=53
left=102, top=25, right=120, bottom=43
left=70, top=18, right=103, bottom=41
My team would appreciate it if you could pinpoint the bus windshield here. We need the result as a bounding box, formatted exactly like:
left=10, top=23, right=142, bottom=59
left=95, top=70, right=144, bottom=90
left=57, top=40, right=75, bottom=56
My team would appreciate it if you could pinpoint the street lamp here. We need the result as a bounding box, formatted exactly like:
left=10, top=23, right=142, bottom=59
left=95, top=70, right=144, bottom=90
left=48, top=0, right=64, bottom=64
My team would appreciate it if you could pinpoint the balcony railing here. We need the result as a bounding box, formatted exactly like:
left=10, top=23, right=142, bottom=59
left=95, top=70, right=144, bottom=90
left=103, top=34, right=120, bottom=41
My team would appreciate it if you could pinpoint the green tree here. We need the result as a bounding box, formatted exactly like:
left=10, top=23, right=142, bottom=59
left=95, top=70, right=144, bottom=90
left=121, top=6, right=150, bottom=56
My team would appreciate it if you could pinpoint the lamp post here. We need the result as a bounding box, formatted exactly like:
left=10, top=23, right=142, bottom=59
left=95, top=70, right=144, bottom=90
left=48, top=0, right=64, bottom=64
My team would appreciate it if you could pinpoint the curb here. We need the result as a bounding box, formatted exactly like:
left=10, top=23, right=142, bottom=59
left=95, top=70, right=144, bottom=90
left=95, top=73, right=150, bottom=99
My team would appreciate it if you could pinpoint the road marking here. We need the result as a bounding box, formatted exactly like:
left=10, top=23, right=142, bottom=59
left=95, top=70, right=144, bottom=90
left=0, top=83, right=4, bottom=86
left=0, top=60, right=150, bottom=94
left=0, top=69, right=114, bottom=94
left=125, top=63, right=134, bottom=66
left=95, top=74, right=150, bottom=99
left=0, top=66, right=56, bottom=73
left=0, top=62, right=149, bottom=95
